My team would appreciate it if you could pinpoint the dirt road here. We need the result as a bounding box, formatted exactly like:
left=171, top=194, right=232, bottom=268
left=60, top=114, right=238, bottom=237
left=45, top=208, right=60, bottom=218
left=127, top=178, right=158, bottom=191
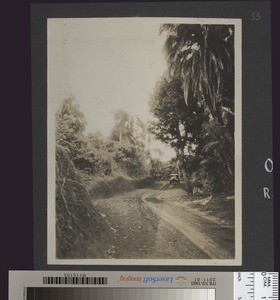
left=91, top=183, right=235, bottom=259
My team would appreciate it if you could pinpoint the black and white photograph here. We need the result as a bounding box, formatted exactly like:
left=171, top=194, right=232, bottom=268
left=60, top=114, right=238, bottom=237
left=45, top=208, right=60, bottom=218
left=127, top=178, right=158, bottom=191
left=47, top=17, right=242, bottom=265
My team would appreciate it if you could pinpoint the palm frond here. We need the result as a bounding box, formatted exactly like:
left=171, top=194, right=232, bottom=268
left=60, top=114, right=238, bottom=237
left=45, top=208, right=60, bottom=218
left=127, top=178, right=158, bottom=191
left=160, top=24, right=234, bottom=123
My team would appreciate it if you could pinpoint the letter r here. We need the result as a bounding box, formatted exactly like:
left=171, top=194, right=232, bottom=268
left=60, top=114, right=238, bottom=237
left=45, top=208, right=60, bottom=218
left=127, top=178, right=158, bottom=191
left=263, top=187, right=270, bottom=199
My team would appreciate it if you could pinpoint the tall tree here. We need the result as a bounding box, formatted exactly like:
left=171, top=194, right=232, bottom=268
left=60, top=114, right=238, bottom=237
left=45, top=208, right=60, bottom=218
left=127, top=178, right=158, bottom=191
left=160, top=24, right=234, bottom=127
left=109, top=110, right=150, bottom=177
left=149, top=75, right=205, bottom=193
left=109, top=110, right=147, bottom=147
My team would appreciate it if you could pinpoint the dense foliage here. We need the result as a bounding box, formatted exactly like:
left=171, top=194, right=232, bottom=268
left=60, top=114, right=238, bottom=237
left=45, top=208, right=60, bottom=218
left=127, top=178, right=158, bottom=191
left=149, top=24, right=235, bottom=194
left=160, top=24, right=234, bottom=125
left=56, top=24, right=235, bottom=196
left=56, top=98, right=150, bottom=180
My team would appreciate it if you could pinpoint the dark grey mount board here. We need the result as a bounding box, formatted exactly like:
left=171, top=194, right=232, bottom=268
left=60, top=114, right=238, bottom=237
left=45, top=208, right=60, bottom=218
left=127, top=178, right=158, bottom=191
left=32, top=1, right=274, bottom=271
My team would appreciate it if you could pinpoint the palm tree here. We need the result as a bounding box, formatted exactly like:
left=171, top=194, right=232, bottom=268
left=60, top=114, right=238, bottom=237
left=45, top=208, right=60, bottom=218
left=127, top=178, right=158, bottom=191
left=160, top=24, right=234, bottom=126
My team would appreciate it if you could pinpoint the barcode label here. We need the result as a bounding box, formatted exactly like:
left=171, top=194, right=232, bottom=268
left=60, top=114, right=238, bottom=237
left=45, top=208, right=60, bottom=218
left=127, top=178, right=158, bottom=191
left=43, top=276, right=108, bottom=285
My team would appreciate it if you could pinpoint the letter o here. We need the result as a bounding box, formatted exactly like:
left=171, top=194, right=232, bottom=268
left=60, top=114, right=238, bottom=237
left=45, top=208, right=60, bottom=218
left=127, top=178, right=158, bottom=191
left=265, top=158, right=273, bottom=172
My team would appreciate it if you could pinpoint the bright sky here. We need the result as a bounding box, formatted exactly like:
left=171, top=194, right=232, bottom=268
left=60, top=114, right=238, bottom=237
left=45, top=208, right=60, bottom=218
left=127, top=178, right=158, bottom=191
left=48, top=18, right=177, bottom=161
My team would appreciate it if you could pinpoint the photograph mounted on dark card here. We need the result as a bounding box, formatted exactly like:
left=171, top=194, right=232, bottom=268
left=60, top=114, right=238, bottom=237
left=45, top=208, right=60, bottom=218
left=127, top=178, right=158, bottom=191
left=32, top=1, right=274, bottom=270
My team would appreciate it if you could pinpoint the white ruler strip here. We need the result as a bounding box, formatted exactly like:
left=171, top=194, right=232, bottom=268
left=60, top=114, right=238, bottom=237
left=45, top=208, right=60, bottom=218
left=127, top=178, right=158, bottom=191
left=234, top=272, right=279, bottom=300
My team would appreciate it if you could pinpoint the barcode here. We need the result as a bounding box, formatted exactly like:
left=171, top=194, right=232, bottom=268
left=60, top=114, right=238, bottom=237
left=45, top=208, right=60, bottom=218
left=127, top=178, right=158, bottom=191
left=43, top=276, right=108, bottom=285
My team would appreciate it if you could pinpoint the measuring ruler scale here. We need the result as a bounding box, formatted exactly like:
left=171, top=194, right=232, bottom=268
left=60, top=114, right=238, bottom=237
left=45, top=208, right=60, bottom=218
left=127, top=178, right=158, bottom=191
left=234, top=272, right=278, bottom=300
left=9, top=271, right=278, bottom=300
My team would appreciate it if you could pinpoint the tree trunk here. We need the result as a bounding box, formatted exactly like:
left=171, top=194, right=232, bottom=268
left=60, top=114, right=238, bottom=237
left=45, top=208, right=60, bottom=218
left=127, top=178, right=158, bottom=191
left=177, top=147, right=193, bottom=195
